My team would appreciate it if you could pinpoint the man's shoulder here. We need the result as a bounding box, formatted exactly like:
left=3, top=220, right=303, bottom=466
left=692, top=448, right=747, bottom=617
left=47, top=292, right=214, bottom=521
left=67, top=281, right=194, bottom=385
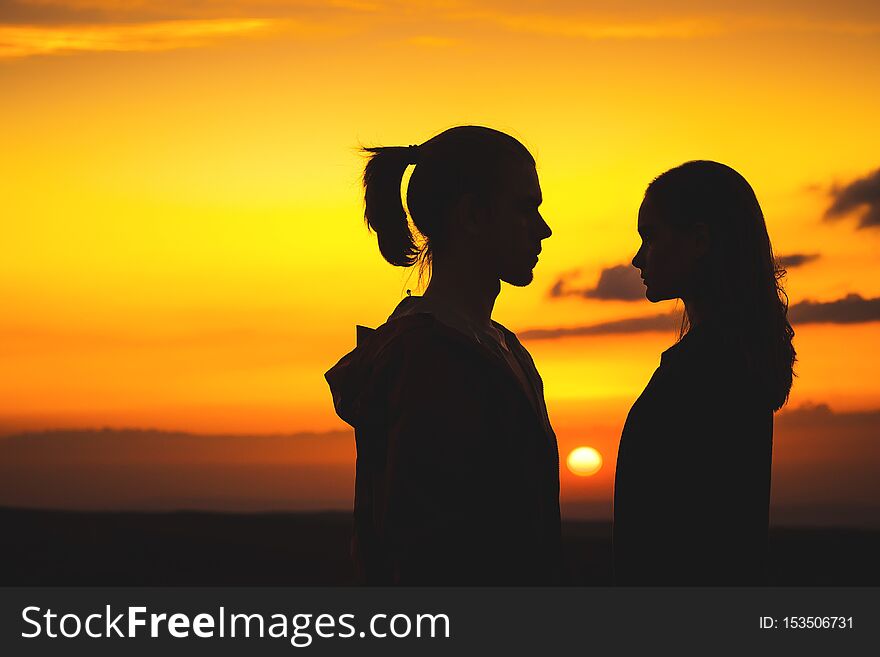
left=372, top=313, right=487, bottom=369
left=492, top=321, right=538, bottom=362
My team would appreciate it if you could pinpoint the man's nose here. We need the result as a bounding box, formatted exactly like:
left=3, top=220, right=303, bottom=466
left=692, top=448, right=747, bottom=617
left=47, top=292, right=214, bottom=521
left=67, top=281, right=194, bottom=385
left=538, top=215, right=552, bottom=240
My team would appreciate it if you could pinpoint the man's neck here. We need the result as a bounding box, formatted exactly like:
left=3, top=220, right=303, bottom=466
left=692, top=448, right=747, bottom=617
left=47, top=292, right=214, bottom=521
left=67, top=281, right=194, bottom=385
left=422, top=262, right=500, bottom=331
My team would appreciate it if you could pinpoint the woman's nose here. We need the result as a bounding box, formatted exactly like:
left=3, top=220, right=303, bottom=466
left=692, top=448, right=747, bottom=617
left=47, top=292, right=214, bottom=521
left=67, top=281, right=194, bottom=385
left=632, top=245, right=643, bottom=269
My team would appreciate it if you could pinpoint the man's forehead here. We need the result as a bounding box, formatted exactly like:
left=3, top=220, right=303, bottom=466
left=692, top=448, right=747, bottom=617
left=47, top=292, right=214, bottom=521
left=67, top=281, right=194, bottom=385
left=515, top=165, right=542, bottom=201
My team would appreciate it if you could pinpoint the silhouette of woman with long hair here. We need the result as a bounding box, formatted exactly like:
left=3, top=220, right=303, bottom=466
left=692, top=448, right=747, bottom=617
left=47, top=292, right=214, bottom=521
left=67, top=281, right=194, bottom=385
left=325, top=126, right=561, bottom=585
left=613, top=161, right=796, bottom=585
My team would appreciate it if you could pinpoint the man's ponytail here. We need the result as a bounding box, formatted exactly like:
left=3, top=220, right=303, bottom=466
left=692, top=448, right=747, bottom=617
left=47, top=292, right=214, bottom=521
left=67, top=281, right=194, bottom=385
left=363, top=146, right=420, bottom=267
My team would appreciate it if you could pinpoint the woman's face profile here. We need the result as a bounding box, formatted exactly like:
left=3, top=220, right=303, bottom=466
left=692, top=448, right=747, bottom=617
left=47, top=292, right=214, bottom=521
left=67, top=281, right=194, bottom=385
left=632, top=195, right=703, bottom=303
left=484, top=162, right=552, bottom=287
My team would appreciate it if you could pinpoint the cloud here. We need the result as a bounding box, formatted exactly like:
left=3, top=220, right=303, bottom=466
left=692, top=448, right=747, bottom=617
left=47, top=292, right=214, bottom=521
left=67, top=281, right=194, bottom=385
left=449, top=1, right=880, bottom=41
left=825, top=168, right=880, bottom=229
left=549, top=255, right=820, bottom=303
left=0, top=427, right=353, bottom=463
left=0, top=0, right=106, bottom=23
left=476, top=12, right=724, bottom=40
left=789, top=294, right=880, bottom=325
left=6, top=1, right=880, bottom=60
left=0, top=0, right=370, bottom=58
left=775, top=402, right=880, bottom=429
left=519, top=312, right=677, bottom=340
left=772, top=402, right=880, bottom=520
left=0, top=18, right=276, bottom=58
left=0, top=1, right=378, bottom=24
left=0, top=427, right=356, bottom=511
left=548, top=257, right=830, bottom=302
left=777, top=253, right=820, bottom=268
left=549, top=264, right=645, bottom=302
left=523, top=293, right=879, bottom=341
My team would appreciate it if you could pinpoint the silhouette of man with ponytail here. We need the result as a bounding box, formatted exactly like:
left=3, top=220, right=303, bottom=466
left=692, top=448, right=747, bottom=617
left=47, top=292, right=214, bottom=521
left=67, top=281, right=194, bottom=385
left=326, top=126, right=561, bottom=585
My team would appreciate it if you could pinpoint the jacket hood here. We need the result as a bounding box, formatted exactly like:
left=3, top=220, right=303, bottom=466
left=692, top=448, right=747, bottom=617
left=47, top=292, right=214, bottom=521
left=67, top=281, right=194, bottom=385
left=325, top=295, right=548, bottom=433
left=324, top=297, right=431, bottom=428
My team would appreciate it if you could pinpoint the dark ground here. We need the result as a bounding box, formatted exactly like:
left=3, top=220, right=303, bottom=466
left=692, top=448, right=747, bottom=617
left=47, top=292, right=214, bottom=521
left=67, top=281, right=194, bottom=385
left=1, top=507, right=877, bottom=586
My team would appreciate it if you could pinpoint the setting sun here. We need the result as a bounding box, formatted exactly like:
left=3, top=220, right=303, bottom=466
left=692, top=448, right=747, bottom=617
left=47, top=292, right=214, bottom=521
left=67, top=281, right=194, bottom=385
left=566, top=446, right=603, bottom=477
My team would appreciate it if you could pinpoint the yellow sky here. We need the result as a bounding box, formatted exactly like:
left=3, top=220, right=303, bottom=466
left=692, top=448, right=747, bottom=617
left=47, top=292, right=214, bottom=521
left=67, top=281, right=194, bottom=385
left=1, top=0, right=879, bottom=436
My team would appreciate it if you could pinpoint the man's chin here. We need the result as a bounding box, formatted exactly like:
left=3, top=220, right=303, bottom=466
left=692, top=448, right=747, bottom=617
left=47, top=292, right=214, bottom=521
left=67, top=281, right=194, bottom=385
left=502, top=270, right=534, bottom=287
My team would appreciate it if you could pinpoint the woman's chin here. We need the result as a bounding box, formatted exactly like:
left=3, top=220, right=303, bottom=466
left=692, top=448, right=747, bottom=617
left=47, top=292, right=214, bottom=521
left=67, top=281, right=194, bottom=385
left=644, top=288, right=667, bottom=303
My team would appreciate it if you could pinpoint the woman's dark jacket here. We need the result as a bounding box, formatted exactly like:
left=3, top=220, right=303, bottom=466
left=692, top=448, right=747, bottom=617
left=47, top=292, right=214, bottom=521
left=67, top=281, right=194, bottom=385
left=613, top=323, right=773, bottom=585
left=325, top=297, right=562, bottom=585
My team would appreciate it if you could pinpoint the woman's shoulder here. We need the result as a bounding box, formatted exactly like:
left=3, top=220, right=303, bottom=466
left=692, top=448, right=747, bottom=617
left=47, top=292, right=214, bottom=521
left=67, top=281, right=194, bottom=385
left=660, top=324, right=770, bottom=412
left=661, top=323, right=744, bottom=369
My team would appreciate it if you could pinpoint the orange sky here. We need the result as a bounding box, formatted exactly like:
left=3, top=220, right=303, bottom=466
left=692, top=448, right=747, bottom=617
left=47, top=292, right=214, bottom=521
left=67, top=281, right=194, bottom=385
left=2, top=1, right=879, bottom=516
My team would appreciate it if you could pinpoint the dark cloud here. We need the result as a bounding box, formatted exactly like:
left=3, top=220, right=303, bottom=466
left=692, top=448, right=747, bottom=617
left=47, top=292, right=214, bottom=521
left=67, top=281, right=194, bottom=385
left=551, top=255, right=821, bottom=303
left=549, top=264, right=645, bottom=301
left=772, top=403, right=880, bottom=524
left=777, top=253, right=820, bottom=268
left=523, top=293, right=879, bottom=341
left=775, top=402, right=880, bottom=429
left=0, top=427, right=355, bottom=511
left=519, top=312, right=677, bottom=340
left=825, top=168, right=880, bottom=229
left=0, top=427, right=352, bottom=463
left=789, top=294, right=880, bottom=325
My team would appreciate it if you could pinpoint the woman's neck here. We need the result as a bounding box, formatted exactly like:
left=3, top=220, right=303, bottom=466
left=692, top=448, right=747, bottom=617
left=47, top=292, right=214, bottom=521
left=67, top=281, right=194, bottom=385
left=683, top=295, right=716, bottom=329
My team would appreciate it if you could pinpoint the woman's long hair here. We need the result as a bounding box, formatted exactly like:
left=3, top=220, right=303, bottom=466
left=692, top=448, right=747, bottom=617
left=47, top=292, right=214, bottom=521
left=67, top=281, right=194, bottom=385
left=646, top=160, right=796, bottom=411
left=361, top=125, right=534, bottom=282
